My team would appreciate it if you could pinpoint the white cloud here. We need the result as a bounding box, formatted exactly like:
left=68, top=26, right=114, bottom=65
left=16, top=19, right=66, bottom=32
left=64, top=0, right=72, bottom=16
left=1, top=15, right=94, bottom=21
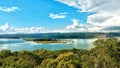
left=49, top=12, right=67, bottom=19
left=55, top=0, right=120, bottom=32
left=0, top=22, right=86, bottom=34
left=65, top=19, right=88, bottom=32
left=66, top=19, right=84, bottom=29
left=0, top=23, right=50, bottom=34
left=12, top=27, right=49, bottom=34
left=55, top=0, right=81, bottom=10
left=0, top=6, right=18, bottom=12
left=55, top=0, right=120, bottom=12
left=0, top=22, right=9, bottom=31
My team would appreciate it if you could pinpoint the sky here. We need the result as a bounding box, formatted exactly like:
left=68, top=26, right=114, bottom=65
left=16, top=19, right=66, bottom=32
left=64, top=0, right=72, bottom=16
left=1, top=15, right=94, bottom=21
left=0, top=0, right=120, bottom=34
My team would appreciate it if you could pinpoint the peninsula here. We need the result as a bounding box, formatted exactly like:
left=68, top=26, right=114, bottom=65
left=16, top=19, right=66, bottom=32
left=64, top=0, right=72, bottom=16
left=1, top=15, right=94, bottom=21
left=23, top=38, right=73, bottom=44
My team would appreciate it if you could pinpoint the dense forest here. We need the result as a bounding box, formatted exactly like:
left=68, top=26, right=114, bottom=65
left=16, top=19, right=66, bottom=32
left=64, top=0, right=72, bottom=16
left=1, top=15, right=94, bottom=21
left=0, top=38, right=120, bottom=68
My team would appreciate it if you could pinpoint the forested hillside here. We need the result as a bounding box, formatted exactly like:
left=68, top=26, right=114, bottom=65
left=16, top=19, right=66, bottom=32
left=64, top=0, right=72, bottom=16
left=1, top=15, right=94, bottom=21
left=0, top=38, right=120, bottom=68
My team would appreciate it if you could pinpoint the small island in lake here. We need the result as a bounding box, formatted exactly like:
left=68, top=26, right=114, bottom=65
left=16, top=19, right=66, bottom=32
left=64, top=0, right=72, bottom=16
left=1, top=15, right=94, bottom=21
left=23, top=38, right=73, bottom=44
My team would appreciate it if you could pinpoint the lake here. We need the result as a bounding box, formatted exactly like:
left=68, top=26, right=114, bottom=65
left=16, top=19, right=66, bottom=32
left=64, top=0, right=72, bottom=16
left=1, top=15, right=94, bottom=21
left=0, top=39, right=97, bottom=51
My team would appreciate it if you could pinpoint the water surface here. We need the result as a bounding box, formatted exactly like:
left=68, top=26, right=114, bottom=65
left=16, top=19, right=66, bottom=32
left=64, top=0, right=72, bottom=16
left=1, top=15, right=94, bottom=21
left=0, top=39, right=96, bottom=51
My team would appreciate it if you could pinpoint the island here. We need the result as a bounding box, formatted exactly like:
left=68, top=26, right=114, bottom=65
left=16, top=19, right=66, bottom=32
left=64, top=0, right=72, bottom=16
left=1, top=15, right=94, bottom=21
left=23, top=38, right=73, bottom=44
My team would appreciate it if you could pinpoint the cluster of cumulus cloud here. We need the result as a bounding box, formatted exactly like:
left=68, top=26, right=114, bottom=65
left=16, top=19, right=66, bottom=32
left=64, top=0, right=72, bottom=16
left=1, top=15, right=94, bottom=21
left=0, top=23, right=50, bottom=34
left=55, top=0, right=120, bottom=32
left=0, top=21, right=86, bottom=34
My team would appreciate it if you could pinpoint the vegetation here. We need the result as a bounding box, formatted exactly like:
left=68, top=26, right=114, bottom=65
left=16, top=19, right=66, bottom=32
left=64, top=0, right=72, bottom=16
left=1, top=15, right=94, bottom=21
left=1, top=32, right=120, bottom=39
left=24, top=38, right=72, bottom=44
left=0, top=38, right=120, bottom=68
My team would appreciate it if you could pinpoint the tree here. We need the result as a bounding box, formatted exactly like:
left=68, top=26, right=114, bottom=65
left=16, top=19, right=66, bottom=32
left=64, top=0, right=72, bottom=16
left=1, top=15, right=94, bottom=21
left=82, top=38, right=120, bottom=68
left=0, top=50, right=12, bottom=58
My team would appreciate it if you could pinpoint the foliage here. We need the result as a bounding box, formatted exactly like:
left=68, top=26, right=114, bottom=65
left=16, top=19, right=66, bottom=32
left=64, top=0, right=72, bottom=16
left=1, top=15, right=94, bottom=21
left=0, top=38, right=120, bottom=68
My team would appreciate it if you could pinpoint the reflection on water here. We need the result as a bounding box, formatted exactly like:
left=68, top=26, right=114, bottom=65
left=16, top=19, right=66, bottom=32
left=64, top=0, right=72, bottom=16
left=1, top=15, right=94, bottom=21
left=72, top=39, right=96, bottom=50
left=0, top=39, right=24, bottom=44
left=0, top=44, right=9, bottom=50
left=0, top=39, right=97, bottom=51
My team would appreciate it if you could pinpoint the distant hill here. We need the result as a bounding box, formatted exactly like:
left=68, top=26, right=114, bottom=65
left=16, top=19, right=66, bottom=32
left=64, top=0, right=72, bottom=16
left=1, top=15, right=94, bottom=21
left=0, top=32, right=120, bottom=39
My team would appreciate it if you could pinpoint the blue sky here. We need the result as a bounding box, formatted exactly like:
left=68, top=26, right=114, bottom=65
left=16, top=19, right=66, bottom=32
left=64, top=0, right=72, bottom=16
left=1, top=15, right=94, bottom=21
left=0, top=0, right=90, bottom=29
left=0, top=0, right=120, bottom=33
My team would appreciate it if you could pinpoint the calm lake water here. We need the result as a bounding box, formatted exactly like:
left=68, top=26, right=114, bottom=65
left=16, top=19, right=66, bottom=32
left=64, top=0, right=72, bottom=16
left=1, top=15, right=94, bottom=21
left=0, top=39, right=97, bottom=51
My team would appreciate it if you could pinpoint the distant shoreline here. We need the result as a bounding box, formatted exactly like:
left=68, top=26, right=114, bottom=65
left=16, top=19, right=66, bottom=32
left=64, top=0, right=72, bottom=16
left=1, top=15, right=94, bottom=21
left=0, top=32, right=120, bottom=39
